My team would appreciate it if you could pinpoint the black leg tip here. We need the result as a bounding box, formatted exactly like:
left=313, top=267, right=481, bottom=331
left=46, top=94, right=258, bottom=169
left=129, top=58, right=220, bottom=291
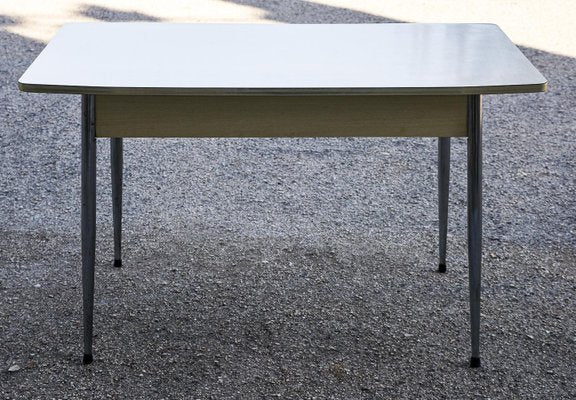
left=114, top=259, right=122, bottom=268
left=83, top=354, right=93, bottom=365
left=470, top=357, right=481, bottom=368
left=438, top=263, right=447, bottom=273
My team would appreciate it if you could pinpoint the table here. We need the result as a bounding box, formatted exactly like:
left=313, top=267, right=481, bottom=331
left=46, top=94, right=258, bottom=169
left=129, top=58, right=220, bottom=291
left=19, top=23, right=547, bottom=368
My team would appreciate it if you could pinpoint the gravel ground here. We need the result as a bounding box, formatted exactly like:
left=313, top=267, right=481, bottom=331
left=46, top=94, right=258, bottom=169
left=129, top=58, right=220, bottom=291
left=1, top=2, right=575, bottom=399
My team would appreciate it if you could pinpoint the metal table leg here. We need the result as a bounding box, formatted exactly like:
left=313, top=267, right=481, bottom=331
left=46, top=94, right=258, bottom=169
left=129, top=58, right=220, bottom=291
left=81, top=94, right=96, bottom=364
left=467, top=94, right=482, bottom=368
left=111, top=138, right=123, bottom=268
left=438, top=137, right=450, bottom=273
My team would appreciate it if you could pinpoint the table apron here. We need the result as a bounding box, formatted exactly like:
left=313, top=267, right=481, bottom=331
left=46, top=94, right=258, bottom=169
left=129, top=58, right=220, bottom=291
left=94, top=95, right=468, bottom=138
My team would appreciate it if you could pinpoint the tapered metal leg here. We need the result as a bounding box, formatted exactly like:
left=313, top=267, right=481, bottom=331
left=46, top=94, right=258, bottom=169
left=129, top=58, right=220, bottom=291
left=81, top=94, right=96, bottom=364
left=467, top=95, right=482, bottom=368
left=111, top=138, right=123, bottom=268
left=438, top=137, right=450, bottom=273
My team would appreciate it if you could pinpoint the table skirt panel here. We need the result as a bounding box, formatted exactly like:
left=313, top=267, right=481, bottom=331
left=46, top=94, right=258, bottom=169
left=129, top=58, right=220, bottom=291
left=94, top=95, right=468, bottom=138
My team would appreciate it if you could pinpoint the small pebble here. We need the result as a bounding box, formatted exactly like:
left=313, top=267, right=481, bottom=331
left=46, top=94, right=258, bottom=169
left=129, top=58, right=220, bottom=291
left=8, top=364, right=21, bottom=372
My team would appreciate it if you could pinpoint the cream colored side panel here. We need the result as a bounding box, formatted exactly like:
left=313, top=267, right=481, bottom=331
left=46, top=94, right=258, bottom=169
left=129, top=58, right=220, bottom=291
left=95, top=95, right=468, bottom=138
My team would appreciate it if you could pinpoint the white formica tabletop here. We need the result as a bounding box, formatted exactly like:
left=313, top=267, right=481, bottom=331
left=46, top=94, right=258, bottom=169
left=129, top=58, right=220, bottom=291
left=19, top=23, right=547, bottom=96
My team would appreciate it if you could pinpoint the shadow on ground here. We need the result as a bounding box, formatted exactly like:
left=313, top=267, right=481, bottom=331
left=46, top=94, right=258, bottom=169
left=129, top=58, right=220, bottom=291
left=78, top=4, right=160, bottom=22
left=223, top=0, right=397, bottom=23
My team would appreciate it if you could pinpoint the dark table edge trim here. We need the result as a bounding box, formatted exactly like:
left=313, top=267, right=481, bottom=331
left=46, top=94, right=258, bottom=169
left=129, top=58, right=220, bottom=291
left=18, top=81, right=548, bottom=96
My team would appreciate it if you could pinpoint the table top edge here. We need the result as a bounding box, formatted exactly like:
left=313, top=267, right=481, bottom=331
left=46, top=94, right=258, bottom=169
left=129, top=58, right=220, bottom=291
left=18, top=81, right=548, bottom=96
